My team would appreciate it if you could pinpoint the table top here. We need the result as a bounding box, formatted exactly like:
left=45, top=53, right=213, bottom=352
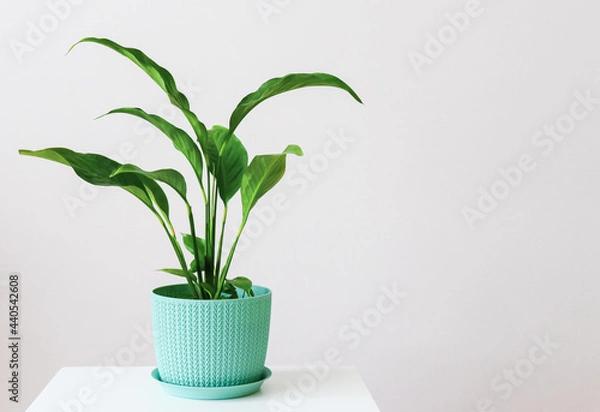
left=27, top=366, right=381, bottom=411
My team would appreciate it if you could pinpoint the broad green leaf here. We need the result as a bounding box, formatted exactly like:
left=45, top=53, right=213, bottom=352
left=102, top=108, right=203, bottom=184
left=228, top=73, right=362, bottom=136
left=205, top=126, right=223, bottom=169
left=241, top=145, right=303, bottom=220
left=69, top=38, right=209, bottom=151
left=19, top=148, right=169, bottom=216
left=227, top=276, right=254, bottom=297
left=111, top=164, right=187, bottom=200
left=182, top=234, right=206, bottom=262
left=207, top=125, right=248, bottom=203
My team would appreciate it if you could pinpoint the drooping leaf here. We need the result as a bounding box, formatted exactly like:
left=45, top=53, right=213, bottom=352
left=111, top=164, right=187, bottom=200
left=241, top=145, right=303, bottom=220
left=227, top=276, right=254, bottom=297
left=101, top=108, right=204, bottom=185
left=158, top=268, right=188, bottom=277
left=206, top=125, right=248, bottom=203
left=228, top=73, right=363, bottom=136
left=19, top=148, right=169, bottom=216
left=69, top=37, right=209, bottom=151
left=157, top=270, right=201, bottom=297
left=70, top=37, right=190, bottom=109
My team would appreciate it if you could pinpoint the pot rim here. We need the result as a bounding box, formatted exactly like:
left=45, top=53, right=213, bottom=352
left=152, top=284, right=271, bottom=303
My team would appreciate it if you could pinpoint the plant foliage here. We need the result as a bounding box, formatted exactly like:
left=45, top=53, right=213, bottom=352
left=20, top=37, right=362, bottom=299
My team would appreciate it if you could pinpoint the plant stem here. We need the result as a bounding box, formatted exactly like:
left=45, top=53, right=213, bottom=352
left=154, top=211, right=199, bottom=299
left=204, top=174, right=214, bottom=287
left=215, top=218, right=247, bottom=298
left=214, top=204, right=228, bottom=281
left=187, top=202, right=207, bottom=299
left=168, top=234, right=199, bottom=297
left=210, top=174, right=218, bottom=289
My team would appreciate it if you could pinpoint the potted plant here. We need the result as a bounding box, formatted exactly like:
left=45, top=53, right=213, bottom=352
left=19, top=37, right=362, bottom=399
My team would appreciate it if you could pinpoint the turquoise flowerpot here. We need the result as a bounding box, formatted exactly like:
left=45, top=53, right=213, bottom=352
left=151, top=284, right=272, bottom=388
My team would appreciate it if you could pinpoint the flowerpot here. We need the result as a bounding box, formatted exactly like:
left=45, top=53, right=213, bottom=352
left=151, top=284, right=271, bottom=389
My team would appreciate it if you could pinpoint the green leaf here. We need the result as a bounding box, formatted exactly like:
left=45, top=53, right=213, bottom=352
left=190, top=258, right=204, bottom=273
left=111, top=164, right=187, bottom=200
left=221, top=282, right=239, bottom=299
left=69, top=37, right=209, bottom=152
left=19, top=148, right=169, bottom=216
left=138, top=178, right=170, bottom=219
left=70, top=37, right=190, bottom=110
left=102, top=108, right=204, bottom=185
left=158, top=268, right=188, bottom=277
left=205, top=126, right=223, bottom=170
left=282, top=144, right=303, bottom=156
left=158, top=269, right=200, bottom=291
left=241, top=145, right=303, bottom=220
left=228, top=73, right=362, bottom=136
left=207, top=125, right=248, bottom=203
left=183, top=111, right=209, bottom=153
left=198, top=282, right=216, bottom=299
left=227, top=276, right=254, bottom=297
left=182, top=234, right=206, bottom=262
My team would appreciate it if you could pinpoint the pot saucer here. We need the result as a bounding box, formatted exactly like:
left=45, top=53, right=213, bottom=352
left=150, top=367, right=272, bottom=400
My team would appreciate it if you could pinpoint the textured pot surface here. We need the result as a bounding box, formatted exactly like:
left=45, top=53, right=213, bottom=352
left=151, top=284, right=271, bottom=387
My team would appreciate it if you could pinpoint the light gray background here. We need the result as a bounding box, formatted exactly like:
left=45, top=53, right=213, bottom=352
left=2, top=0, right=600, bottom=411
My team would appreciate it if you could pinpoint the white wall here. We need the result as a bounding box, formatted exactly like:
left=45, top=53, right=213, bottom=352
left=2, top=0, right=600, bottom=411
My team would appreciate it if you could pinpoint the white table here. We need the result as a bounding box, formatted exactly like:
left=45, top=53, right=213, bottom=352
left=27, top=366, right=381, bottom=411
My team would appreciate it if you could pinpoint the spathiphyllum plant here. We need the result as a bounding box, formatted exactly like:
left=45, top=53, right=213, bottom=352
left=20, top=37, right=362, bottom=300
